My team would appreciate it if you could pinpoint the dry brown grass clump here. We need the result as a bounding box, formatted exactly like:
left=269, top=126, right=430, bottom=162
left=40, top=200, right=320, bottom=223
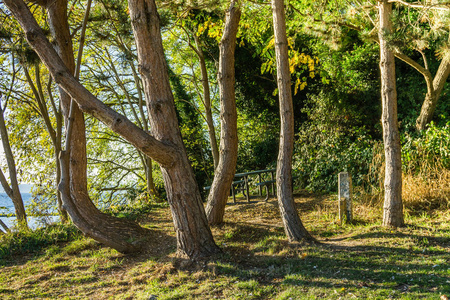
left=402, top=166, right=450, bottom=211
left=358, top=141, right=450, bottom=212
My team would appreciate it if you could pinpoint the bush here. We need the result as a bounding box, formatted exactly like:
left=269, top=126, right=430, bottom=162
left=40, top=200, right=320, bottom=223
left=401, top=122, right=450, bottom=210
left=0, top=223, right=82, bottom=261
left=293, top=124, right=374, bottom=193
left=402, top=122, right=450, bottom=172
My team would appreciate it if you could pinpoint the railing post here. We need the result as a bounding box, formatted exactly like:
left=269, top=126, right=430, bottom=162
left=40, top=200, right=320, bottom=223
left=338, top=172, right=352, bottom=224
left=258, top=174, right=262, bottom=196
left=245, top=175, right=250, bottom=202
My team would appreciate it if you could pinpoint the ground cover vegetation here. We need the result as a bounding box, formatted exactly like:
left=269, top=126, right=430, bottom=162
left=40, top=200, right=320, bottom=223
left=0, top=195, right=448, bottom=299
left=0, top=0, right=449, bottom=298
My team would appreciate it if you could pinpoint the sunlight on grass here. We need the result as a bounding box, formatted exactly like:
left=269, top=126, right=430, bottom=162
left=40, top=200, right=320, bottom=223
left=0, top=196, right=448, bottom=299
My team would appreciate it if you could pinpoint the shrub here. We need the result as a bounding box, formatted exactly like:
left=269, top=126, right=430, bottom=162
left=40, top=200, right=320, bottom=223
left=0, top=223, right=82, bottom=261
left=293, top=124, right=375, bottom=193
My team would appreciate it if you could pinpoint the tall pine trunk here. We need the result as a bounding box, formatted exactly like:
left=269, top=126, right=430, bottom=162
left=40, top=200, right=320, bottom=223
left=205, top=0, right=240, bottom=225
left=128, top=0, right=220, bottom=258
left=271, top=0, right=313, bottom=241
left=379, top=0, right=404, bottom=228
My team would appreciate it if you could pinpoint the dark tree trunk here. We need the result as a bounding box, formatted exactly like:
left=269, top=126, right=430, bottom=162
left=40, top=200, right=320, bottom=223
left=378, top=0, right=404, bottom=228
left=271, top=0, right=313, bottom=242
left=205, top=0, right=241, bottom=225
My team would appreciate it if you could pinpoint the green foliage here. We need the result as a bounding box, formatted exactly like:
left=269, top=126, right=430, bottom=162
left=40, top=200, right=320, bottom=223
left=168, top=65, right=213, bottom=192
left=236, top=112, right=278, bottom=172
left=402, top=121, right=450, bottom=172
left=294, top=123, right=374, bottom=193
left=0, top=223, right=82, bottom=261
left=104, top=201, right=165, bottom=221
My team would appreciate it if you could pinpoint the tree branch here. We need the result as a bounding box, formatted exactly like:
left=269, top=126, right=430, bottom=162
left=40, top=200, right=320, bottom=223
left=388, top=0, right=450, bottom=11
left=4, top=0, right=178, bottom=168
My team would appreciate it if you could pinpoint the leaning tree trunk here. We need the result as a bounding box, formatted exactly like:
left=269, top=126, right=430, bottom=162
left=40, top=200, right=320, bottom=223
left=271, top=0, right=313, bottom=242
left=205, top=0, right=241, bottom=225
left=46, top=0, right=149, bottom=252
left=379, top=0, right=404, bottom=228
left=0, top=101, right=28, bottom=230
left=6, top=0, right=220, bottom=259
left=416, top=56, right=450, bottom=130
left=128, top=0, right=220, bottom=258
left=193, top=34, right=220, bottom=169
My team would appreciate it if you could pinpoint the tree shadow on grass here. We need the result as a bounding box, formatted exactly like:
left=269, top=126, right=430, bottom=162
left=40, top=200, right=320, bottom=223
left=210, top=217, right=449, bottom=298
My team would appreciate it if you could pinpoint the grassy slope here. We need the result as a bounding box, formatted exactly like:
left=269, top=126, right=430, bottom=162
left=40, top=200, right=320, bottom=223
left=0, top=193, right=449, bottom=299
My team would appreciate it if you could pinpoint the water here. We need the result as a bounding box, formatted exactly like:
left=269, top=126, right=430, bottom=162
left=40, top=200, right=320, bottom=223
left=0, top=193, right=60, bottom=230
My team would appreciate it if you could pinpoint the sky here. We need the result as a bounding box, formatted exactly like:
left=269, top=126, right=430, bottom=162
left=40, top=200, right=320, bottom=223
left=0, top=184, right=33, bottom=194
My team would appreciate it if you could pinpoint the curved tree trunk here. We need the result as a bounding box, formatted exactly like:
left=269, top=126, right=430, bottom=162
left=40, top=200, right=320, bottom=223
left=205, top=1, right=241, bottom=225
left=416, top=56, right=450, bottom=130
left=271, top=0, right=313, bottom=242
left=379, top=0, right=404, bottom=228
left=46, top=0, right=149, bottom=253
left=0, top=100, right=28, bottom=230
left=6, top=0, right=220, bottom=258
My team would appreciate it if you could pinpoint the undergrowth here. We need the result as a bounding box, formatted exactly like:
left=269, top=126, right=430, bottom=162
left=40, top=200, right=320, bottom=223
left=0, top=223, right=82, bottom=263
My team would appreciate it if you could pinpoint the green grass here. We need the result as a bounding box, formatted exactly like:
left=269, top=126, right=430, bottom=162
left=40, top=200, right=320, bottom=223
left=0, top=195, right=448, bottom=299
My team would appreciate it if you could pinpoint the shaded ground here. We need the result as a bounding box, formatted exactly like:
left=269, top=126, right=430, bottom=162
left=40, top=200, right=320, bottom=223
left=0, top=192, right=449, bottom=299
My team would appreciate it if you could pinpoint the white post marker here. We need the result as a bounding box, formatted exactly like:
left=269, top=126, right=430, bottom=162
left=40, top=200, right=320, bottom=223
left=338, top=172, right=352, bottom=224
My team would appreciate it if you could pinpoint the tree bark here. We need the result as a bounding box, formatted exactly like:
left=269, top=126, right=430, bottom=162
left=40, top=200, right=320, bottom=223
left=0, top=101, right=28, bottom=230
left=192, top=34, right=220, bottom=169
left=128, top=0, right=221, bottom=258
left=205, top=0, right=240, bottom=225
left=6, top=0, right=220, bottom=258
left=379, top=0, right=404, bottom=228
left=46, top=0, right=148, bottom=252
left=271, top=0, right=313, bottom=242
left=415, top=56, right=450, bottom=130
left=392, top=48, right=450, bottom=131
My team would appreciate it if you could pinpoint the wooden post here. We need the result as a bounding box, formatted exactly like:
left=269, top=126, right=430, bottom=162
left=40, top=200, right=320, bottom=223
left=258, top=174, right=262, bottom=196
left=231, top=184, right=236, bottom=204
left=270, top=171, right=275, bottom=196
left=338, top=172, right=352, bottom=224
left=245, top=175, right=250, bottom=202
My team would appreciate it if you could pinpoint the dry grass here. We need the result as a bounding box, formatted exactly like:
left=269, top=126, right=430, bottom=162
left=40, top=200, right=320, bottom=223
left=360, top=141, right=450, bottom=212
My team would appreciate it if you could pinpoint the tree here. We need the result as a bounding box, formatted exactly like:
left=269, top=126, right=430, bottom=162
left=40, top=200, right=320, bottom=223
left=271, top=0, right=313, bottom=241
left=205, top=0, right=241, bottom=225
left=4, top=0, right=220, bottom=258
left=46, top=0, right=148, bottom=253
left=294, top=0, right=450, bottom=130
left=178, top=20, right=220, bottom=170
left=0, top=93, right=28, bottom=230
left=21, top=61, right=68, bottom=222
left=378, top=0, right=404, bottom=227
